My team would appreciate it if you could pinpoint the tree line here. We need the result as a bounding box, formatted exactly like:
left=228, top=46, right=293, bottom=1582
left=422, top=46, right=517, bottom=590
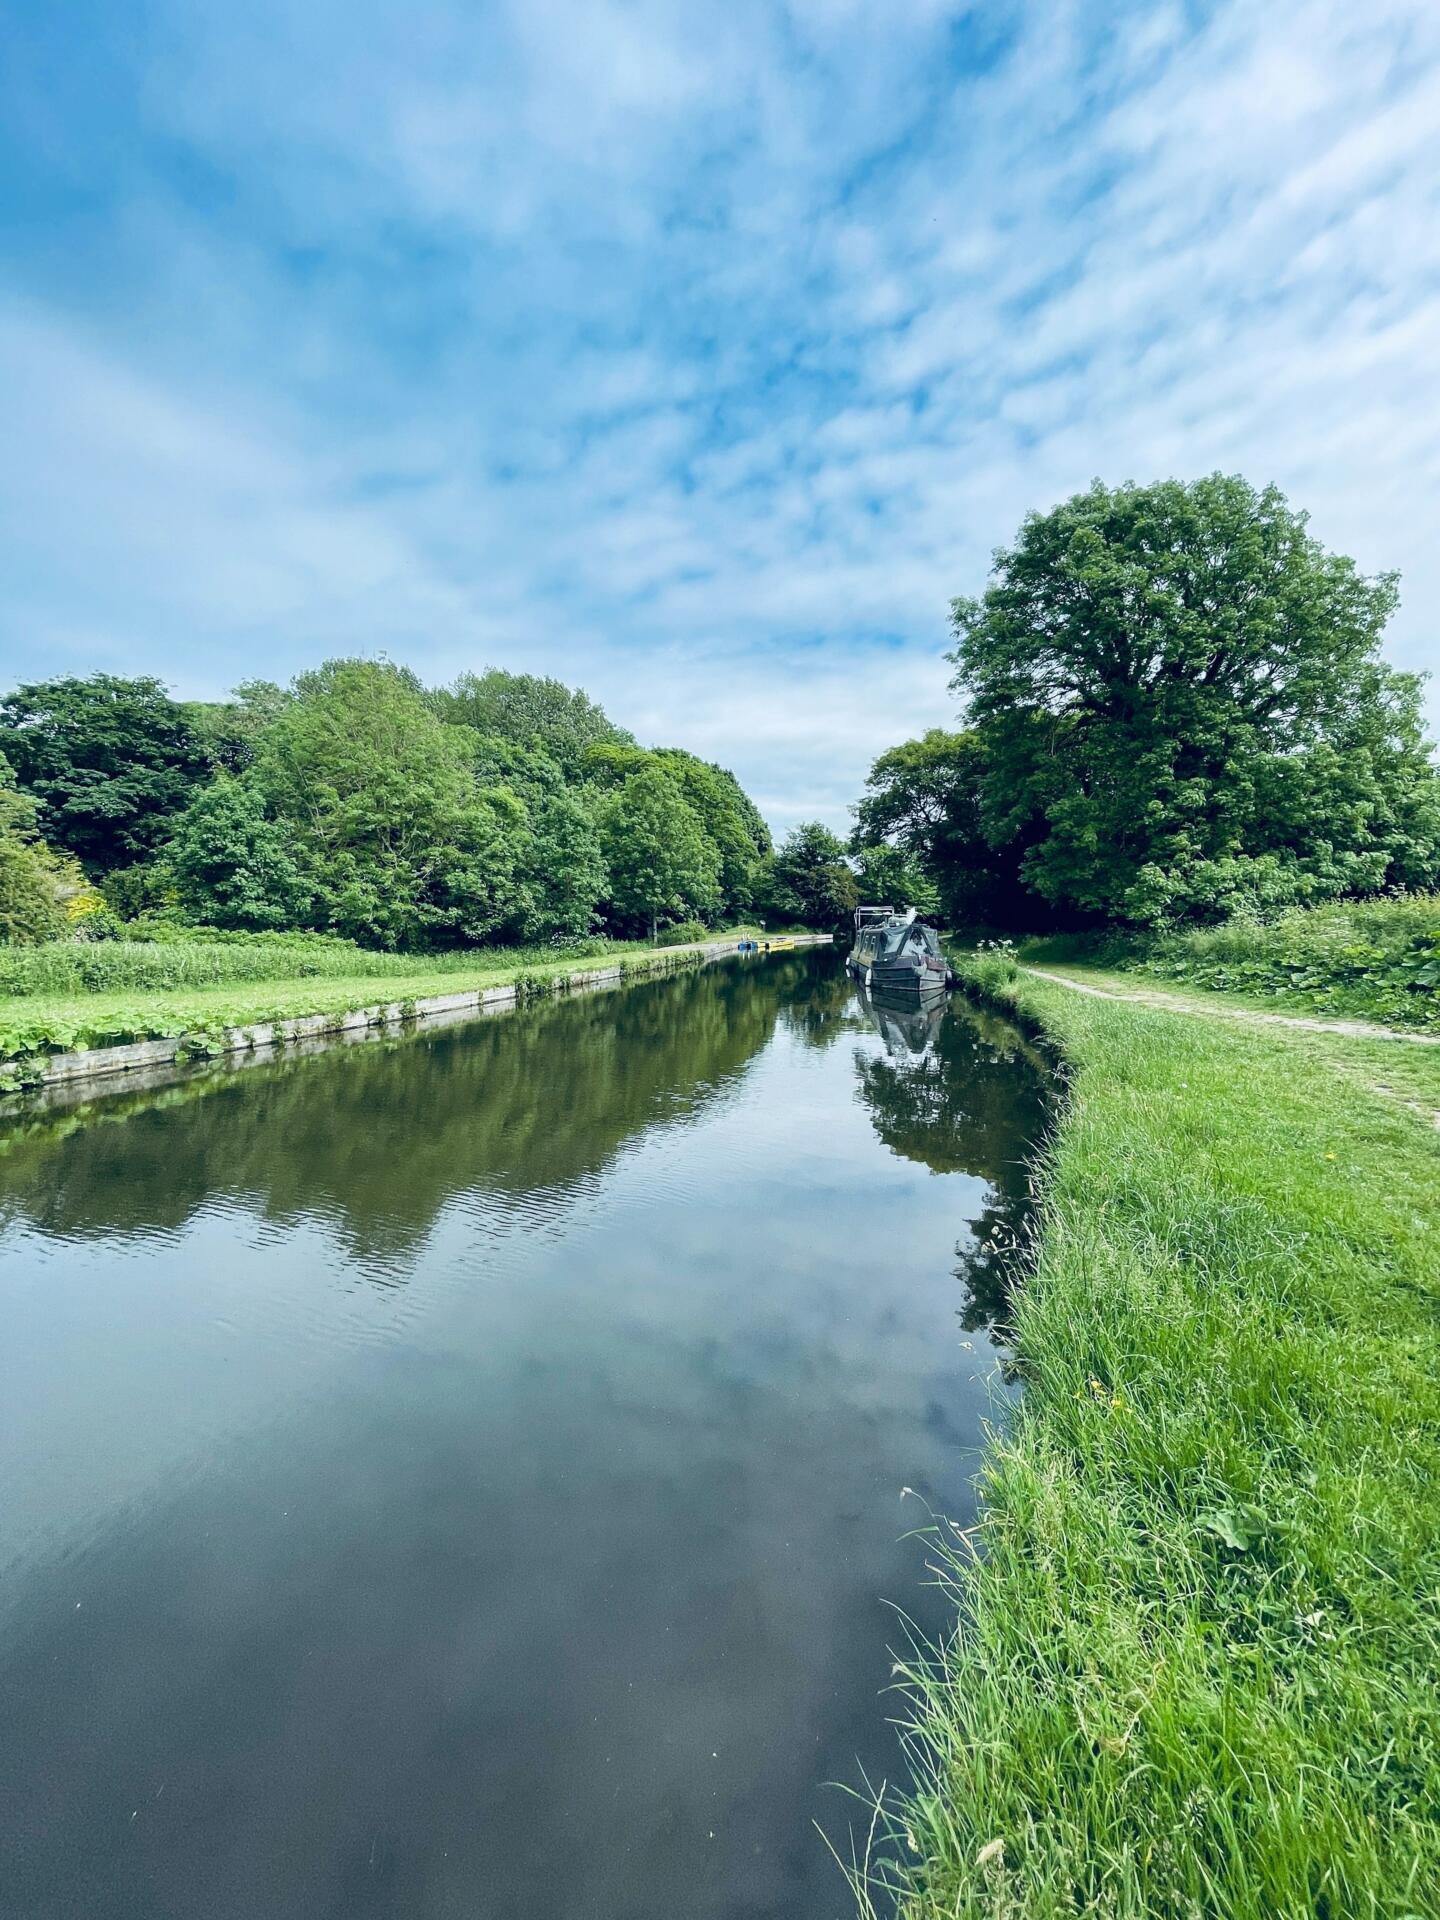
left=855, top=474, right=1440, bottom=932
left=0, top=660, right=852, bottom=949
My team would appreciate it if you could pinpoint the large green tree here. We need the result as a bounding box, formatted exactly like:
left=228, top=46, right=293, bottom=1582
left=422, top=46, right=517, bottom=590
left=160, top=779, right=311, bottom=931
left=251, top=659, right=526, bottom=949
left=434, top=670, right=633, bottom=778
left=653, top=749, right=767, bottom=917
left=598, top=766, right=721, bottom=939
left=517, top=792, right=609, bottom=943
left=950, top=474, right=1440, bottom=924
left=853, top=728, right=1039, bottom=927
left=0, top=674, right=211, bottom=874
left=757, top=821, right=858, bottom=929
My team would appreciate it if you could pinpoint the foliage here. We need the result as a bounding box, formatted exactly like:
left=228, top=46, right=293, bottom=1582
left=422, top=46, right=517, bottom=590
left=159, top=779, right=312, bottom=931
left=184, top=681, right=292, bottom=774
left=1139, top=893, right=1440, bottom=1029
left=654, top=919, right=708, bottom=947
left=869, top=961, right=1440, bottom=1920
left=250, top=659, right=527, bottom=949
left=597, top=765, right=721, bottom=938
left=654, top=748, right=767, bottom=915
left=516, top=790, right=608, bottom=943
left=0, top=755, right=71, bottom=944
left=757, top=821, right=858, bottom=929
left=849, top=842, right=938, bottom=919
left=0, top=674, right=212, bottom=874
left=853, top=727, right=1042, bottom=928
left=577, top=741, right=656, bottom=790
left=948, top=475, right=1440, bottom=927
left=433, top=669, right=633, bottom=777
left=0, top=658, right=777, bottom=952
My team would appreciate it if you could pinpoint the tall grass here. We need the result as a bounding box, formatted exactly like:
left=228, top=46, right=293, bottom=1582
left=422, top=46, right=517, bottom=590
left=862, top=961, right=1440, bottom=1919
left=0, top=930, right=620, bottom=999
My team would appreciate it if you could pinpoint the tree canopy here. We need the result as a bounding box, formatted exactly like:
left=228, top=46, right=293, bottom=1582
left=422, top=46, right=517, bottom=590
left=161, top=779, right=311, bottom=932
left=758, top=822, right=859, bottom=929
left=852, top=475, right=1439, bottom=933
left=0, top=657, right=778, bottom=951
left=433, top=670, right=634, bottom=778
left=947, top=474, right=1438, bottom=924
left=598, top=765, right=721, bottom=939
left=0, top=674, right=211, bottom=875
left=250, top=660, right=527, bottom=949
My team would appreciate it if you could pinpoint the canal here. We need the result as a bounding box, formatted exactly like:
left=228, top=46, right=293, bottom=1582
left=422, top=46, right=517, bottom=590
left=0, top=948, right=1046, bottom=1920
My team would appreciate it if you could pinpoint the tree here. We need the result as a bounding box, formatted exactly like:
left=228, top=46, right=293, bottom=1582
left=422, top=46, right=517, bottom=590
left=853, top=729, right=1041, bottom=928
left=0, top=753, right=71, bottom=943
left=0, top=674, right=211, bottom=874
left=598, top=766, right=721, bottom=939
left=434, top=670, right=634, bottom=777
left=758, top=822, right=858, bottom=929
left=160, top=779, right=311, bottom=930
left=653, top=749, right=766, bottom=917
left=850, top=842, right=939, bottom=919
left=251, top=659, right=526, bottom=949
left=518, top=791, right=609, bottom=942
left=950, top=474, right=1440, bottom=924
left=185, top=681, right=292, bottom=774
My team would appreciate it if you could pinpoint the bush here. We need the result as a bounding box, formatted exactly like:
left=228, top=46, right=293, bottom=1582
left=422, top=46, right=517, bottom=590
left=1141, top=894, right=1440, bottom=1028
left=655, top=919, right=709, bottom=948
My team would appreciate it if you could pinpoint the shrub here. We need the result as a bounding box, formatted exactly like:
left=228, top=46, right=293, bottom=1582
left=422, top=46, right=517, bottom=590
left=1141, top=894, right=1440, bottom=1028
left=655, top=919, right=709, bottom=947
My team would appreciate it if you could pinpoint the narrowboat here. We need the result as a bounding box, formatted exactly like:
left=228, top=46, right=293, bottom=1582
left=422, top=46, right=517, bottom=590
left=846, top=906, right=953, bottom=1002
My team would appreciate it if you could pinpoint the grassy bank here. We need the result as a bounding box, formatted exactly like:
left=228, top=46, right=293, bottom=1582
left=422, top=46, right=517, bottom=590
left=1024, top=894, right=1440, bottom=1031
left=868, top=953, right=1440, bottom=1919
left=0, top=926, right=805, bottom=1079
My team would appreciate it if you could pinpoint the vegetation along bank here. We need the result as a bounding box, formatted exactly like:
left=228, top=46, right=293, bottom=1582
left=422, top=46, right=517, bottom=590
left=858, top=945, right=1440, bottom=1918
left=839, top=474, right=1440, bottom=1915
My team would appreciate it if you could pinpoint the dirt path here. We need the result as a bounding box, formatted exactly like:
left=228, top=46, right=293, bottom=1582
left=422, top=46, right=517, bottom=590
left=1020, top=964, right=1440, bottom=1127
left=1021, top=965, right=1440, bottom=1047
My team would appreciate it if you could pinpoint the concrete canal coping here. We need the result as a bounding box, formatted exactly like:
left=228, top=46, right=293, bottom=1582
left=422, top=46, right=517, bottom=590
left=17, top=934, right=837, bottom=1095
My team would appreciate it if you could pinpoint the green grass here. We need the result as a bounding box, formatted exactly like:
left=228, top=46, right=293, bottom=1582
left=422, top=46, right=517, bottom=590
left=0, top=927, right=805, bottom=1073
left=1024, top=896, right=1440, bottom=1032
left=0, top=928, right=627, bottom=998
left=863, top=952, right=1440, bottom=1920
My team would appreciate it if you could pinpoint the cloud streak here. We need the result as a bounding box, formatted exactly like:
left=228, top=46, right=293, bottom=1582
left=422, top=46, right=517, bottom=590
left=1, top=0, right=1437, bottom=832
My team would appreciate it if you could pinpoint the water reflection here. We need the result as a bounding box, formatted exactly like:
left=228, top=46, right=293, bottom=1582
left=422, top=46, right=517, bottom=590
left=0, top=961, right=788, bottom=1272
left=0, top=951, right=1046, bottom=1920
left=850, top=981, right=1048, bottom=1345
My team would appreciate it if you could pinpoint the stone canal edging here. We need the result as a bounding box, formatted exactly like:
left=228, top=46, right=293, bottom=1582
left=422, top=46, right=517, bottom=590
left=23, top=936, right=836, bottom=1092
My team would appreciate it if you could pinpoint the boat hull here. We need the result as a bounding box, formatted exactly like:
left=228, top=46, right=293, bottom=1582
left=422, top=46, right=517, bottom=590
left=846, top=956, right=948, bottom=1001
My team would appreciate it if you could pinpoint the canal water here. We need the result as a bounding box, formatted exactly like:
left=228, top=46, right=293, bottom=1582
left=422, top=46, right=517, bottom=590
left=0, top=949, right=1046, bottom=1920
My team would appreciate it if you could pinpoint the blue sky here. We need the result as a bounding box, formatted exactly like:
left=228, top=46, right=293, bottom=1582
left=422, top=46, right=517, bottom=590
left=2, top=0, right=1438, bottom=833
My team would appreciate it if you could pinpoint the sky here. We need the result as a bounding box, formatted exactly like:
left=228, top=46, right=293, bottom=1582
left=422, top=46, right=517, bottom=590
left=2, top=0, right=1438, bottom=836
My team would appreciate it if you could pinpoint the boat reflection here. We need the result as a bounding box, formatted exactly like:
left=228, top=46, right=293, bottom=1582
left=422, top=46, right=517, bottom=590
left=852, top=980, right=948, bottom=1057
left=850, top=975, right=1050, bottom=1348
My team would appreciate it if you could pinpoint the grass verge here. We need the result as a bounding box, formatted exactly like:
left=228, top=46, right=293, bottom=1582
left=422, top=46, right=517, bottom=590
left=864, top=952, right=1440, bottom=1919
left=1020, top=894, right=1440, bottom=1032
left=0, top=929, right=804, bottom=1080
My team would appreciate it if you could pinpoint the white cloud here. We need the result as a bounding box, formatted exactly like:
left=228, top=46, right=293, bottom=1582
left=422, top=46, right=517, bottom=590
left=2, top=0, right=1438, bottom=834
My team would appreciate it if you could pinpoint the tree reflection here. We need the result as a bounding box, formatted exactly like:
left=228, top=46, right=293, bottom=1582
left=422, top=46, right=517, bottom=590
left=0, top=962, right=788, bottom=1268
left=849, top=982, right=1049, bottom=1345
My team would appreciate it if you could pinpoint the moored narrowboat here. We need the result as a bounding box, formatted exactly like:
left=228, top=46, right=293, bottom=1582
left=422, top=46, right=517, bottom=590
left=845, top=906, right=953, bottom=1002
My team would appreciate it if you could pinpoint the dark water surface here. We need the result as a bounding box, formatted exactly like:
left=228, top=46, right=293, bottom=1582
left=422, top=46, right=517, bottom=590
left=0, top=950, right=1045, bottom=1920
